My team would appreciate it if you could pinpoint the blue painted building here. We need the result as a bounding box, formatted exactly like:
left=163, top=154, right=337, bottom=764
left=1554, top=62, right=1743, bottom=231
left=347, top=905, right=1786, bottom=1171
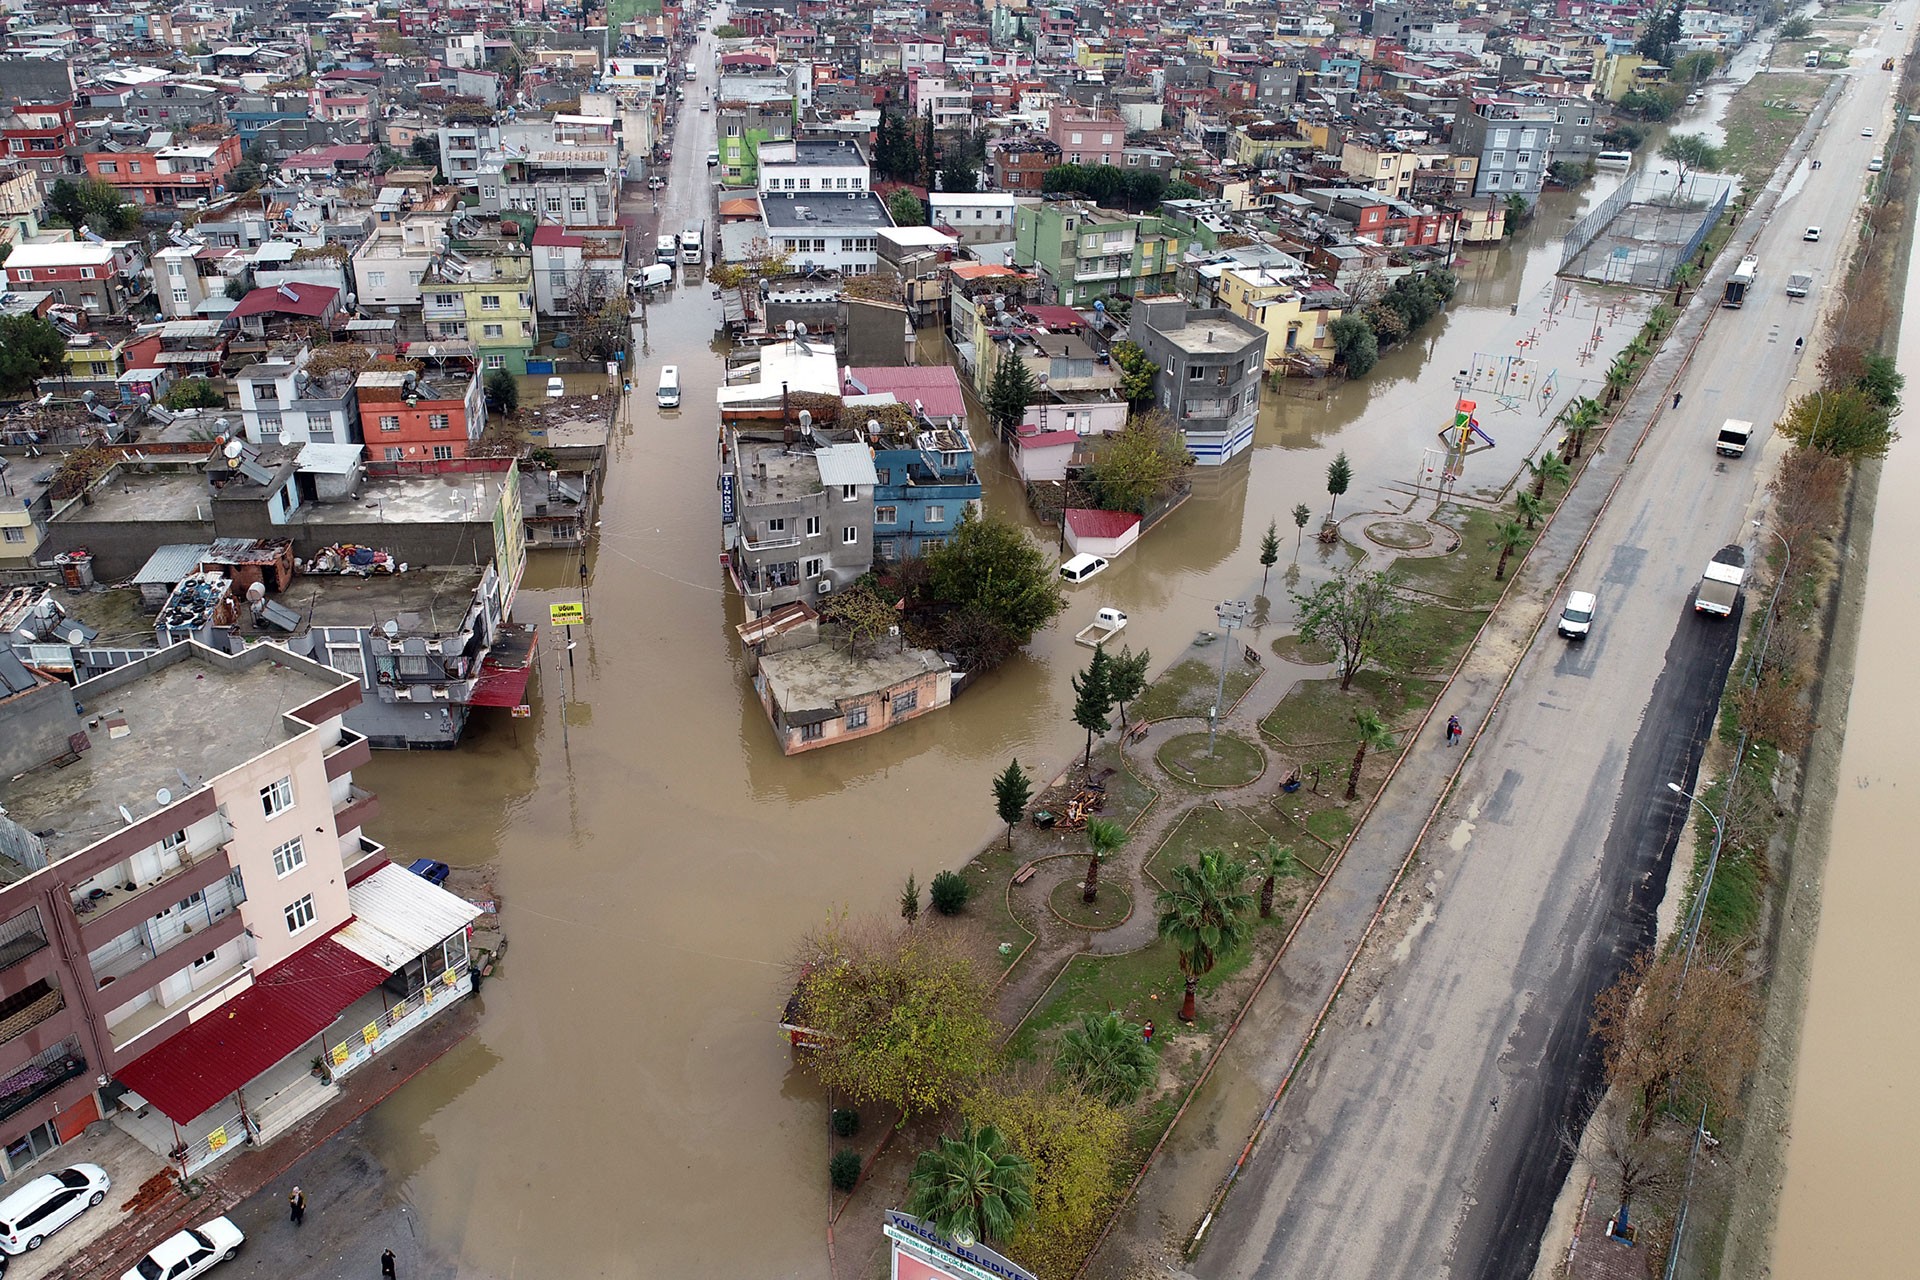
left=870, top=419, right=982, bottom=560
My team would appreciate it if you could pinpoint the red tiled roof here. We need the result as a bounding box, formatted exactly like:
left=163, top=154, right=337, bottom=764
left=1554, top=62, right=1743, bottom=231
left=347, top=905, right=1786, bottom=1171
left=1016, top=429, right=1077, bottom=448
left=531, top=223, right=585, bottom=247
left=230, top=284, right=339, bottom=319
left=115, top=933, right=389, bottom=1124
left=1023, top=305, right=1086, bottom=330
left=468, top=624, right=537, bottom=708
left=1066, top=508, right=1140, bottom=539
left=843, top=366, right=968, bottom=420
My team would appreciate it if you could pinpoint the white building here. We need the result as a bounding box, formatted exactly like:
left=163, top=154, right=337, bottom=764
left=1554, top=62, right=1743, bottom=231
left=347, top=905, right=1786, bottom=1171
left=757, top=139, right=871, bottom=195
left=234, top=350, right=360, bottom=446
left=351, top=213, right=451, bottom=311
left=759, top=192, right=895, bottom=275
left=928, top=192, right=1017, bottom=246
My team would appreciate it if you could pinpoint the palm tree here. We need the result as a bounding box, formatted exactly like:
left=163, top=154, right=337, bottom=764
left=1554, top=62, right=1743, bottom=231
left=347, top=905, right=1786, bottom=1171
left=1671, top=262, right=1698, bottom=305
left=1515, top=490, right=1545, bottom=530
left=1561, top=397, right=1603, bottom=461
left=1345, top=709, right=1396, bottom=801
left=1527, top=451, right=1571, bottom=500
left=1154, top=849, right=1256, bottom=1022
left=1082, top=816, right=1127, bottom=904
left=1251, top=838, right=1295, bottom=919
left=905, top=1124, right=1035, bottom=1245
left=1054, top=1009, right=1157, bottom=1106
left=1493, top=519, right=1529, bottom=581
left=1603, top=359, right=1633, bottom=406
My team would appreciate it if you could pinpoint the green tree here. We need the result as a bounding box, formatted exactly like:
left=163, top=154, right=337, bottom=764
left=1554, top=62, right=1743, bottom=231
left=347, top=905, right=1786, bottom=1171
left=163, top=377, right=225, bottom=410
left=900, top=873, right=920, bottom=927
left=1123, top=170, right=1167, bottom=211
left=1515, top=490, right=1545, bottom=531
left=937, top=157, right=979, bottom=194
left=1779, top=386, right=1899, bottom=459
left=1154, top=849, right=1256, bottom=1022
left=1659, top=133, right=1723, bottom=190
left=1087, top=410, right=1189, bottom=513
left=1104, top=645, right=1151, bottom=732
left=992, top=759, right=1033, bottom=849
left=1325, top=449, right=1353, bottom=514
left=1345, top=709, right=1396, bottom=801
left=795, top=928, right=997, bottom=1114
left=1328, top=315, right=1378, bottom=376
left=46, top=176, right=138, bottom=237
left=1290, top=566, right=1409, bottom=691
left=923, top=509, right=1067, bottom=647
left=714, top=23, right=744, bottom=37
left=984, top=350, right=1038, bottom=436
left=486, top=367, right=520, bottom=416
left=1291, top=502, right=1313, bottom=560
left=1493, top=519, right=1529, bottom=582
left=1251, top=838, right=1294, bottom=919
left=1258, top=519, right=1280, bottom=589
left=930, top=870, right=973, bottom=915
left=1603, top=356, right=1634, bottom=406
left=1164, top=179, right=1203, bottom=202
left=1528, top=450, right=1571, bottom=500
left=1081, top=815, right=1126, bottom=905
left=1779, top=15, right=1812, bottom=40
left=1053, top=1010, right=1156, bottom=1106
left=963, top=1082, right=1128, bottom=1274
left=1855, top=353, right=1905, bottom=412
left=888, top=189, right=928, bottom=227
left=1041, top=163, right=1089, bottom=195
left=409, top=135, right=441, bottom=170
left=0, top=315, right=70, bottom=396
left=1108, top=339, right=1157, bottom=407
left=905, top=1124, right=1035, bottom=1245
left=1071, top=645, right=1115, bottom=770
left=1561, top=396, right=1604, bottom=461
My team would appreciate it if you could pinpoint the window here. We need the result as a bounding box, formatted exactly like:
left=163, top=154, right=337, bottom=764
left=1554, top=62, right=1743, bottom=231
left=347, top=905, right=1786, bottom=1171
left=569, top=195, right=587, bottom=214
left=1517, top=151, right=1533, bottom=166
left=805, top=515, right=821, bottom=537
left=192, top=950, right=220, bottom=969
left=891, top=688, right=918, bottom=718
left=171, top=288, right=189, bottom=305
left=842, top=526, right=859, bottom=545
left=480, top=295, right=501, bottom=311
left=845, top=706, right=869, bottom=730
left=1188, top=365, right=1206, bottom=382
left=3, top=527, right=24, bottom=543
left=1486, top=172, right=1502, bottom=188
left=766, top=517, right=786, bottom=533
left=271, top=836, right=306, bottom=877
left=99, top=161, right=118, bottom=174
left=260, top=776, right=293, bottom=818
left=80, top=266, right=95, bottom=280
left=284, top=894, right=316, bottom=934
left=485, top=355, right=506, bottom=370
left=545, top=197, right=562, bottom=213
left=13, top=269, right=28, bottom=282
left=924, top=505, right=945, bottom=524
left=385, top=446, right=404, bottom=461
left=129, top=161, right=142, bottom=174
left=799, top=720, right=825, bottom=742
left=803, top=557, right=823, bottom=577
left=368, top=270, right=387, bottom=287
left=841, top=484, right=859, bottom=502
left=429, top=413, right=450, bottom=430
left=433, top=292, right=457, bottom=308
left=378, top=414, right=400, bottom=432
left=161, top=828, right=187, bottom=853
left=328, top=644, right=366, bottom=685
left=874, top=505, right=897, bottom=524
left=432, top=444, right=454, bottom=461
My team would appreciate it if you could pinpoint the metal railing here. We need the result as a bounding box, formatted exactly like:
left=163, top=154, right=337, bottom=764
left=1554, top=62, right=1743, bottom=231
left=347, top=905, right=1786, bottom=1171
left=0, top=1039, right=84, bottom=1124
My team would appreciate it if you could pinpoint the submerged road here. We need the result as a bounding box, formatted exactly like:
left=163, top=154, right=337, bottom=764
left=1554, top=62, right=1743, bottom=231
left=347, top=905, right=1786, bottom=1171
left=1189, top=17, right=1908, bottom=1280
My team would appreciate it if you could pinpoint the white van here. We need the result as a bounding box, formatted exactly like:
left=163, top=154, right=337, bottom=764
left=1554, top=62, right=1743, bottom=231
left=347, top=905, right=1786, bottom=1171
left=0, top=1163, right=111, bottom=1254
left=1059, top=553, right=1109, bottom=584
left=1557, top=590, right=1597, bottom=640
left=656, top=365, right=681, bottom=409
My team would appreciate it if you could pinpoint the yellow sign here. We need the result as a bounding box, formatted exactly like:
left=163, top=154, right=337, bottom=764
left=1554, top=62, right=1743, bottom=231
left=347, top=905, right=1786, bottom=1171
left=362, top=1022, right=381, bottom=1046
left=208, top=1126, right=229, bottom=1152
left=550, top=602, right=587, bottom=626
left=330, top=1042, right=350, bottom=1067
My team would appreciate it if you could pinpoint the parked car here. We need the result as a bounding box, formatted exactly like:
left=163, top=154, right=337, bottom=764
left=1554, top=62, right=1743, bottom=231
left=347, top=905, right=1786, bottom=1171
left=1557, top=590, right=1597, bottom=640
left=1804, top=226, right=1822, bottom=242
left=120, top=1216, right=245, bottom=1280
left=0, top=1164, right=110, bottom=1254
left=1059, top=553, right=1109, bottom=584
left=546, top=376, right=566, bottom=399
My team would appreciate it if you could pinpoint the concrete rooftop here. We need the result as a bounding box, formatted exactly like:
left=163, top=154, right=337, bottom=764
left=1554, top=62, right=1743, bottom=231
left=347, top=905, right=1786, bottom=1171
left=1151, top=311, right=1264, bottom=354
left=759, top=642, right=945, bottom=713
left=269, top=566, right=485, bottom=636
left=760, top=191, right=893, bottom=231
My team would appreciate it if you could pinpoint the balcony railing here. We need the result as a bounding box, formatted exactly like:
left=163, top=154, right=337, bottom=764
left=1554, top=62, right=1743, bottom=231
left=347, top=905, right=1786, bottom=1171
left=0, top=912, right=50, bottom=975
left=0, top=1040, right=85, bottom=1124
left=0, top=987, right=64, bottom=1049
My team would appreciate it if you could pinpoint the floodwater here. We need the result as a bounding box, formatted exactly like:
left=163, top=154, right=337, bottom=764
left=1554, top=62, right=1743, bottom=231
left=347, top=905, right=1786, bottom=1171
left=347, top=52, right=1644, bottom=1280
left=1767, top=218, right=1920, bottom=1275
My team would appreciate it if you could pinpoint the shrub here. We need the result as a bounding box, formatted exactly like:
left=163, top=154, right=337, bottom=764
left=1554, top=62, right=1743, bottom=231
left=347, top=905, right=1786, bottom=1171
left=829, top=1148, right=863, bottom=1192
left=929, top=870, right=973, bottom=916
left=831, top=1108, right=860, bottom=1138
left=164, top=378, right=225, bottom=411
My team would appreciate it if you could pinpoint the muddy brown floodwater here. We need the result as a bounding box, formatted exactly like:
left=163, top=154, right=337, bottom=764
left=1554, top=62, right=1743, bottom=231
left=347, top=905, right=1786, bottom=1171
left=348, top=86, right=1640, bottom=1276
left=1767, top=224, right=1920, bottom=1276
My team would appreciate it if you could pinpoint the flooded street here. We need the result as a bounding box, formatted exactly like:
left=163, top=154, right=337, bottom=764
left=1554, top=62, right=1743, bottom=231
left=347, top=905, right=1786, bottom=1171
left=1767, top=234, right=1920, bottom=1275
left=345, top=63, right=1643, bottom=1275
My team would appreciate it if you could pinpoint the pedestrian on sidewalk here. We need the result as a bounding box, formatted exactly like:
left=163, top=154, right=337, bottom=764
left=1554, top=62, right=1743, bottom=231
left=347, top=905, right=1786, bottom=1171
left=289, top=1186, right=306, bottom=1226
left=1673, top=392, right=1682, bottom=409
left=382, top=1248, right=398, bottom=1278
left=1446, top=715, right=1462, bottom=747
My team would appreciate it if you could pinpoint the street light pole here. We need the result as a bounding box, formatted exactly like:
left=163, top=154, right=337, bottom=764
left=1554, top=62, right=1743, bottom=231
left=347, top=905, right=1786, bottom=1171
left=1207, top=600, right=1250, bottom=757
left=1665, top=781, right=1725, bottom=983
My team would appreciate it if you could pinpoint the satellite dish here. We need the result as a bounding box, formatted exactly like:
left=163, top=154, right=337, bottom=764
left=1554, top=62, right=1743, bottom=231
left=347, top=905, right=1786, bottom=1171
left=796, top=322, right=808, bottom=337
left=383, top=620, right=400, bottom=639
left=784, top=320, right=796, bottom=337
left=156, top=787, right=172, bottom=807
left=225, top=439, right=245, bottom=459
left=798, top=409, right=813, bottom=429
left=428, top=345, right=439, bottom=358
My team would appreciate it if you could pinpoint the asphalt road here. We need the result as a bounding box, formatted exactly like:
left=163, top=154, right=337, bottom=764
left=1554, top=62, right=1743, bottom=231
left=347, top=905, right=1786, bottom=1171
left=1187, top=14, right=1913, bottom=1280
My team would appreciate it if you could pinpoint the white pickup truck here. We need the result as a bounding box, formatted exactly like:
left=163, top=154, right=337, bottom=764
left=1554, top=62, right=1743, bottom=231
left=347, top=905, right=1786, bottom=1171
left=1075, top=607, right=1129, bottom=647
left=1695, top=548, right=1748, bottom=617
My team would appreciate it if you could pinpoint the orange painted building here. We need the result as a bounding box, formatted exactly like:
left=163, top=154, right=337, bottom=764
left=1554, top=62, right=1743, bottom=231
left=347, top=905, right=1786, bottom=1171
left=83, top=134, right=242, bottom=208
left=354, top=368, right=487, bottom=463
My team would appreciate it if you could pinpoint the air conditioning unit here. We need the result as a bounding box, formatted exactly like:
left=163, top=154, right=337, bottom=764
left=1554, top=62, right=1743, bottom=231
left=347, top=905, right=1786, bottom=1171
left=817, top=578, right=833, bottom=594
left=392, top=686, right=414, bottom=701
left=432, top=686, right=450, bottom=700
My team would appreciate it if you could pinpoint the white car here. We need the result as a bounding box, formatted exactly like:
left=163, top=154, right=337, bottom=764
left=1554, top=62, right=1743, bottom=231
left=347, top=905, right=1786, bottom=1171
left=1804, top=225, right=1822, bottom=242
left=1557, top=590, right=1597, bottom=640
left=121, top=1216, right=245, bottom=1280
left=545, top=376, right=566, bottom=398
left=1870, top=157, right=1884, bottom=171
left=1862, top=126, right=1875, bottom=137
left=0, top=1163, right=110, bottom=1254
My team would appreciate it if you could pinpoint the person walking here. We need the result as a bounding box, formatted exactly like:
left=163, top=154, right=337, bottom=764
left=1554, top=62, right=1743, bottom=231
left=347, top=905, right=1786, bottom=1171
left=1446, top=715, right=1462, bottom=747
left=1142, top=1020, right=1155, bottom=1045
left=382, top=1248, right=398, bottom=1278
left=289, top=1186, right=306, bottom=1226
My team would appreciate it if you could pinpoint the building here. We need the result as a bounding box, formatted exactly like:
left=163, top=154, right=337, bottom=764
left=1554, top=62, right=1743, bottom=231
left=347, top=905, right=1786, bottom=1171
left=1065, top=507, right=1141, bottom=559
left=1129, top=299, right=1268, bottom=465
left=1454, top=99, right=1558, bottom=200
left=751, top=640, right=952, bottom=753
left=355, top=368, right=487, bottom=462
left=0, top=640, right=479, bottom=1183
left=756, top=138, right=871, bottom=194
left=843, top=367, right=981, bottom=560
left=227, top=283, right=345, bottom=342
left=152, top=243, right=244, bottom=321
left=351, top=214, right=452, bottom=316
left=1215, top=263, right=1347, bottom=369
left=715, top=79, right=796, bottom=187
left=0, top=239, right=145, bottom=315
left=723, top=431, right=876, bottom=619
left=480, top=148, right=621, bottom=227
left=529, top=223, right=627, bottom=319
left=928, top=193, right=1018, bottom=246
left=83, top=134, right=242, bottom=209
left=235, top=354, right=361, bottom=447
left=1048, top=105, right=1125, bottom=168
left=0, top=55, right=77, bottom=191
left=1012, top=201, right=1181, bottom=307
left=987, top=134, right=1060, bottom=193
left=419, top=251, right=538, bottom=374
left=760, top=192, right=893, bottom=276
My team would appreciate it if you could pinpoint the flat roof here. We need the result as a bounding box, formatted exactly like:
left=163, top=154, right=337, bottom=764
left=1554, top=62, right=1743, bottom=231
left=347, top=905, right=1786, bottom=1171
left=2, top=646, right=345, bottom=865
left=273, top=566, right=485, bottom=634
left=760, top=192, right=893, bottom=231
left=1148, top=310, right=1265, bottom=354
left=289, top=473, right=504, bottom=526
left=759, top=642, right=946, bottom=714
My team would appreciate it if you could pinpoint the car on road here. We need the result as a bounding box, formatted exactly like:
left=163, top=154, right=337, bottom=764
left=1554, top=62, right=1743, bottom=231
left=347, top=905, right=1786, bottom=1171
left=1863, top=127, right=1875, bottom=137
left=700, top=102, right=710, bottom=112
left=0, top=1164, right=110, bottom=1254
left=1870, top=157, right=1884, bottom=171
left=120, top=1216, right=245, bottom=1280
left=1804, top=225, right=1822, bottom=241
left=1557, top=591, right=1597, bottom=640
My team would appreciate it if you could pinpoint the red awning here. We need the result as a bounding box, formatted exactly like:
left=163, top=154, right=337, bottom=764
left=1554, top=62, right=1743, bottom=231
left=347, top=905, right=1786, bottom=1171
left=468, top=624, right=537, bottom=708
left=115, top=934, right=388, bottom=1124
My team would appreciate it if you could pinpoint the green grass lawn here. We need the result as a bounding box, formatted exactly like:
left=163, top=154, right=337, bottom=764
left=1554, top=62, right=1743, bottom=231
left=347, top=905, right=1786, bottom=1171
left=1719, top=75, right=1824, bottom=186
left=1049, top=875, right=1133, bottom=930
left=954, top=839, right=1038, bottom=972
left=1130, top=655, right=1262, bottom=723
left=1394, top=506, right=1522, bottom=608
left=1396, top=606, right=1489, bottom=674
left=1144, top=804, right=1280, bottom=890
left=608, top=0, right=663, bottom=21
left=1154, top=732, right=1267, bottom=788
left=1260, top=669, right=1439, bottom=748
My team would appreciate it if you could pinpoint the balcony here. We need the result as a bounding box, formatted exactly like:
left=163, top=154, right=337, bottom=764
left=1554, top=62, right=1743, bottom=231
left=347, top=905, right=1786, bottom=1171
left=89, top=874, right=247, bottom=990
left=0, top=1039, right=85, bottom=1125
left=0, top=984, right=64, bottom=1050
left=333, top=784, right=380, bottom=833
left=738, top=530, right=803, bottom=552
left=0, top=913, right=50, bottom=975
left=76, top=837, right=236, bottom=951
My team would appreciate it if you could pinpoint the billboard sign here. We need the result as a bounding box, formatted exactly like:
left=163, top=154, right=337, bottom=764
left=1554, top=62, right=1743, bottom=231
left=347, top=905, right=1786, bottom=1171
left=883, top=1211, right=1036, bottom=1280
left=720, top=473, right=737, bottom=524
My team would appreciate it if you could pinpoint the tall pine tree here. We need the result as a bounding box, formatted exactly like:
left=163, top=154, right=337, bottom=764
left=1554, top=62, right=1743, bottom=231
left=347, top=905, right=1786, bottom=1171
left=985, top=351, right=1038, bottom=437
left=1072, top=646, right=1116, bottom=770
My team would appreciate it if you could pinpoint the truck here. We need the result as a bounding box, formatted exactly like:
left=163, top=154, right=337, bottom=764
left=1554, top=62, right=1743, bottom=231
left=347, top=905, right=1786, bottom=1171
left=1074, top=607, right=1129, bottom=647
left=1715, top=418, right=1755, bottom=457
left=1785, top=271, right=1812, bottom=299
left=681, top=222, right=705, bottom=265
left=1723, top=256, right=1758, bottom=308
left=1695, top=547, right=1748, bottom=617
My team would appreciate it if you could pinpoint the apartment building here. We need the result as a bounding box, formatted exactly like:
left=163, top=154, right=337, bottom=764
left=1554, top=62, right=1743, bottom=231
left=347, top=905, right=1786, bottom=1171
left=419, top=251, right=538, bottom=374
left=1130, top=299, right=1268, bottom=466
left=723, top=433, right=876, bottom=619
left=0, top=55, right=78, bottom=191
left=83, top=134, right=242, bottom=209
left=1012, top=200, right=1181, bottom=307
left=355, top=368, right=486, bottom=462
left=715, top=77, right=796, bottom=188
left=1454, top=98, right=1558, bottom=200
left=235, top=354, right=361, bottom=447
left=351, top=213, right=452, bottom=315
left=1048, top=105, right=1125, bottom=167
left=1, top=240, right=146, bottom=315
